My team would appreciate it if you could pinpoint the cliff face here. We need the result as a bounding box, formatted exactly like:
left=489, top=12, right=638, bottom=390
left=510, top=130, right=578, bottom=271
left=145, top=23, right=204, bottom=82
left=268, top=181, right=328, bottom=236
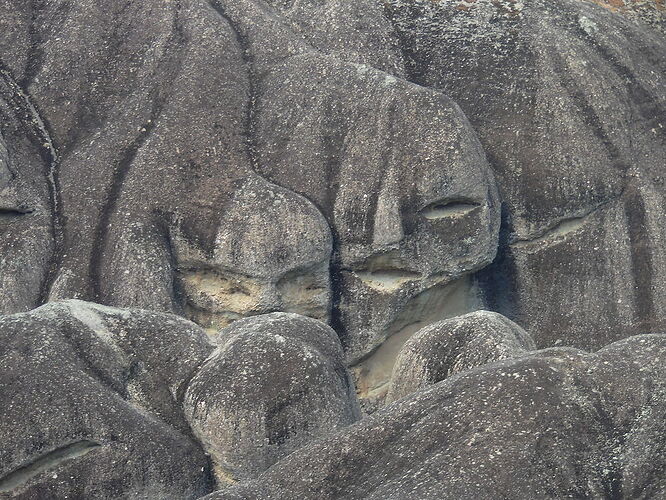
left=0, top=0, right=665, bottom=498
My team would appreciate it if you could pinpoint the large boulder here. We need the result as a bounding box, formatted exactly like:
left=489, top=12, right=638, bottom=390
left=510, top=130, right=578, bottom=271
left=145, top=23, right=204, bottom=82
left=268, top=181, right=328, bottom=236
left=0, top=300, right=214, bottom=499
left=183, top=313, right=361, bottom=484
left=203, top=334, right=666, bottom=499
left=386, top=310, right=535, bottom=403
left=384, top=0, right=666, bottom=350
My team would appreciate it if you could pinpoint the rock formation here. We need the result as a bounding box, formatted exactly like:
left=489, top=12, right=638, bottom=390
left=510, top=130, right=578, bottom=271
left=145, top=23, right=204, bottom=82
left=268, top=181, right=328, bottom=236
left=0, top=0, right=665, bottom=497
left=184, top=313, right=360, bottom=483
left=386, top=310, right=535, bottom=402
left=204, top=334, right=666, bottom=499
left=0, top=300, right=214, bottom=498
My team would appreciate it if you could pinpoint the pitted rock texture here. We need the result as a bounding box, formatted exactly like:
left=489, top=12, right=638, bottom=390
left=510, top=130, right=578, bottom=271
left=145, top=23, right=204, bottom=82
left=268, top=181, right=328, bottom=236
left=184, top=313, right=361, bottom=484
left=386, top=310, right=536, bottom=403
left=0, top=300, right=214, bottom=499
left=172, top=176, right=333, bottom=338
left=203, top=334, right=666, bottom=500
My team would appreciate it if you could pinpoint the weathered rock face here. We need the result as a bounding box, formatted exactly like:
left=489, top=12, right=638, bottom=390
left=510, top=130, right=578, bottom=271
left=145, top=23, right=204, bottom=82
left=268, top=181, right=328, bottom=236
left=206, top=0, right=501, bottom=407
left=254, top=54, right=500, bottom=409
left=256, top=54, right=501, bottom=368
left=1, top=0, right=663, bottom=362
left=171, top=177, right=333, bottom=338
left=0, top=0, right=504, bottom=406
left=0, top=0, right=252, bottom=311
left=259, top=0, right=405, bottom=73
left=203, top=334, right=666, bottom=500
left=386, top=310, right=535, bottom=403
left=0, top=78, right=55, bottom=315
left=585, top=0, right=666, bottom=33
left=183, top=313, right=360, bottom=484
left=385, top=0, right=666, bottom=350
left=0, top=1, right=666, bottom=497
left=0, top=300, right=214, bottom=499
left=0, top=0, right=338, bottom=335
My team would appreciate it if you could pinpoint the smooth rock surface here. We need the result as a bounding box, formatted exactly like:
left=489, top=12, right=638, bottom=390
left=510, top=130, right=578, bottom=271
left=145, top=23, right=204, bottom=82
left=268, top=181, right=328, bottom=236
left=386, top=310, right=535, bottom=403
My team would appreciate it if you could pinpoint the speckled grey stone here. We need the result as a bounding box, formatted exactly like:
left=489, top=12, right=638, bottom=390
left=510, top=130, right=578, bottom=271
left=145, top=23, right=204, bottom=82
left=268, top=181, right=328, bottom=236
left=0, top=82, right=54, bottom=315
left=184, top=313, right=361, bottom=484
left=385, top=0, right=666, bottom=351
left=202, top=334, right=666, bottom=500
left=0, top=300, right=214, bottom=499
left=386, top=310, right=536, bottom=403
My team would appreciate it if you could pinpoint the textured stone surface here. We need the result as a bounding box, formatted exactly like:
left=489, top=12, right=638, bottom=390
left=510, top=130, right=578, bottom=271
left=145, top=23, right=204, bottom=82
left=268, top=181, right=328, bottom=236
left=386, top=310, right=535, bottom=403
left=0, top=1, right=665, bottom=497
left=171, top=176, right=333, bottom=338
left=0, top=76, right=55, bottom=315
left=385, top=0, right=666, bottom=350
left=0, top=300, right=214, bottom=499
left=255, top=54, right=501, bottom=373
left=585, top=0, right=666, bottom=33
left=203, top=334, right=666, bottom=500
left=184, top=313, right=360, bottom=484
left=0, top=0, right=663, bottom=357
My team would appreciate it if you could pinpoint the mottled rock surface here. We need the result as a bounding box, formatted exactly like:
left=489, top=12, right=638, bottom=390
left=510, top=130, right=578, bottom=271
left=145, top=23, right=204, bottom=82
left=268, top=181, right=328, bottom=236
left=386, top=310, right=535, bottom=403
left=0, top=0, right=664, bottom=365
left=0, top=300, right=214, bottom=499
left=385, top=0, right=666, bottom=351
left=0, top=0, right=665, bottom=497
left=184, top=313, right=360, bottom=483
left=204, top=334, right=666, bottom=500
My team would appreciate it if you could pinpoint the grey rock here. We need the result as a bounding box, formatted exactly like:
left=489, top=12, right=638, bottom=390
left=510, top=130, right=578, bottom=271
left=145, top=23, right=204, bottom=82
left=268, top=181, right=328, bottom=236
left=584, top=0, right=666, bottom=34
left=183, top=313, right=360, bottom=484
left=0, top=0, right=337, bottom=335
left=254, top=53, right=500, bottom=407
left=0, top=300, right=214, bottom=499
left=386, top=310, right=535, bottom=403
left=0, top=76, right=55, bottom=315
left=0, top=0, right=503, bottom=406
left=209, top=0, right=501, bottom=408
left=259, top=0, right=405, bottom=74
left=170, top=176, right=333, bottom=338
left=202, top=334, right=666, bottom=500
left=385, top=0, right=666, bottom=350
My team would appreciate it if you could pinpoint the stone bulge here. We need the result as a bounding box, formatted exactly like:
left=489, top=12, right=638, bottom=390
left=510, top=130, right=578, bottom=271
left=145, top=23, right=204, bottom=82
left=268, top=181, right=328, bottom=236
left=0, top=0, right=665, bottom=498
